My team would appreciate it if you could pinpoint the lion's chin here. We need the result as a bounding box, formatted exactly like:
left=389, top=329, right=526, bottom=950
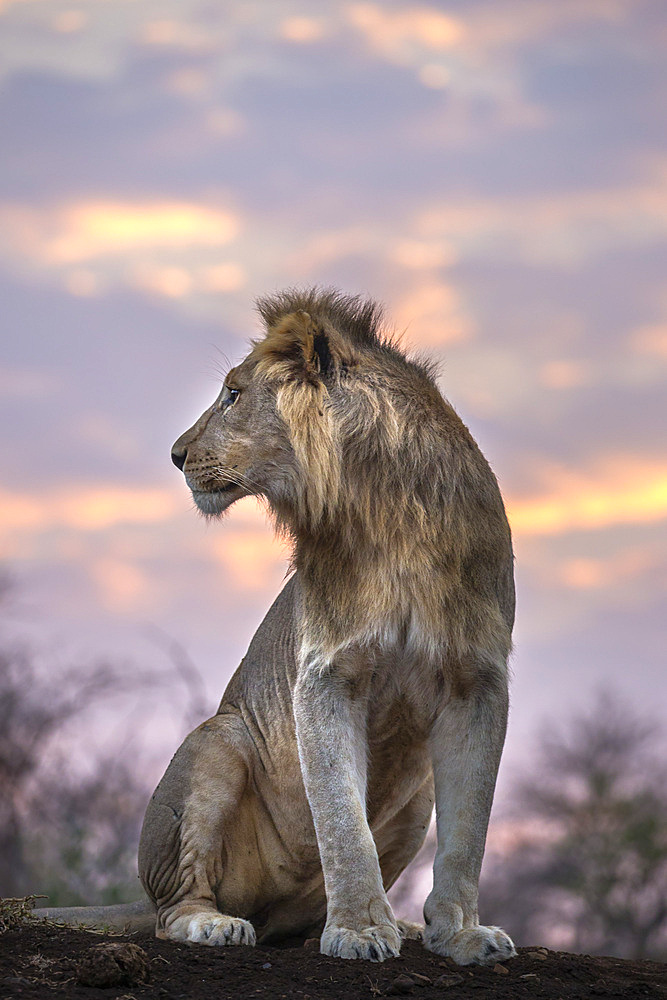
left=191, top=485, right=248, bottom=516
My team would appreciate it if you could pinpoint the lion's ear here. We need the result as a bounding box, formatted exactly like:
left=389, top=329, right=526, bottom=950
left=311, top=327, right=333, bottom=378
left=258, top=311, right=338, bottom=382
left=293, top=312, right=339, bottom=381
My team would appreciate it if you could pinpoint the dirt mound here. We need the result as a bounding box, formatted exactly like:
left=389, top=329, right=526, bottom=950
left=1, top=923, right=665, bottom=1000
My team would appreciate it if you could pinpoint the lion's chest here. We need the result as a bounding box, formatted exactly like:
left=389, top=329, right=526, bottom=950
left=362, top=654, right=443, bottom=819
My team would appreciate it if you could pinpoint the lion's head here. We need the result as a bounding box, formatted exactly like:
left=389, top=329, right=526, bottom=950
left=172, top=288, right=442, bottom=534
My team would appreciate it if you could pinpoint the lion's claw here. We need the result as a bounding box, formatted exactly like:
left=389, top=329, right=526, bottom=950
left=321, top=924, right=401, bottom=961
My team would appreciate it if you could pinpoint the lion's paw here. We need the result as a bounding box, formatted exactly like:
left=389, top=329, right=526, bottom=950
left=321, top=924, right=401, bottom=962
left=424, top=924, right=515, bottom=966
left=397, top=919, right=423, bottom=942
left=172, top=913, right=256, bottom=947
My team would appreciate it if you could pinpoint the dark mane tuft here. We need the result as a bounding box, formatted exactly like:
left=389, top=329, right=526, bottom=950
left=256, top=287, right=390, bottom=352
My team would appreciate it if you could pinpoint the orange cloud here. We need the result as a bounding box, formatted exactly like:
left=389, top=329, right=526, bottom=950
left=1, top=200, right=239, bottom=264
left=91, top=556, right=150, bottom=613
left=128, top=260, right=246, bottom=300
left=0, top=487, right=287, bottom=613
left=349, top=0, right=630, bottom=66
left=348, top=4, right=464, bottom=57
left=52, top=9, right=86, bottom=34
left=391, top=282, right=472, bottom=346
left=631, top=323, right=667, bottom=359
left=539, top=360, right=590, bottom=389
left=130, top=264, right=193, bottom=299
left=280, top=16, right=326, bottom=44
left=0, top=486, right=180, bottom=543
left=200, top=262, right=246, bottom=293
left=507, top=457, right=667, bottom=536
left=558, top=548, right=658, bottom=590
left=391, top=239, right=456, bottom=270
left=140, top=20, right=212, bottom=51
left=211, top=527, right=288, bottom=594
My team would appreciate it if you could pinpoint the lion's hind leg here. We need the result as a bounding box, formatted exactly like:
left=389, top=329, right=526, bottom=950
left=375, top=774, right=435, bottom=947
left=396, top=920, right=423, bottom=942
left=139, top=714, right=257, bottom=948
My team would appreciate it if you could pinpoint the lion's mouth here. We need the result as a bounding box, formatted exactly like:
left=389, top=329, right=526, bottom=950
left=190, top=482, right=250, bottom=516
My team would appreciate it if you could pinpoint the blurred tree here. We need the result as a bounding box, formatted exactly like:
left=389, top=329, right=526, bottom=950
left=25, top=754, right=149, bottom=905
left=0, top=583, right=210, bottom=904
left=0, top=635, right=141, bottom=898
left=480, top=692, right=667, bottom=960
left=390, top=692, right=667, bottom=961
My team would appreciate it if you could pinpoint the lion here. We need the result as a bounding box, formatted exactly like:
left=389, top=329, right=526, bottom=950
left=35, top=289, right=516, bottom=965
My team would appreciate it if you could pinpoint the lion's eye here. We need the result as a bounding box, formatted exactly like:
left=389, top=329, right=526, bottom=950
left=220, top=385, right=240, bottom=410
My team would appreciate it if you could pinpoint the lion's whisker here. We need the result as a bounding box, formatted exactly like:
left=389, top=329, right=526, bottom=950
left=211, top=468, right=263, bottom=494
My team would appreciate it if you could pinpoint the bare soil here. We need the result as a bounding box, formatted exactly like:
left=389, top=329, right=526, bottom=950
left=1, top=923, right=666, bottom=1000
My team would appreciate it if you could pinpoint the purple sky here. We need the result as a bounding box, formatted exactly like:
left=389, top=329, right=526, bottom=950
left=1, top=1, right=666, bottom=790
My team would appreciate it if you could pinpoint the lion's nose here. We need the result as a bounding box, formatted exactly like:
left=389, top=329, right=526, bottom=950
left=171, top=445, right=187, bottom=471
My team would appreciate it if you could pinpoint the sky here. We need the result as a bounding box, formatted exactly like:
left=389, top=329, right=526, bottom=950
left=1, top=0, right=666, bottom=788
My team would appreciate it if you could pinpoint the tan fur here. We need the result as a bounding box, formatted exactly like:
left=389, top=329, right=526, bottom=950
left=36, top=289, right=517, bottom=965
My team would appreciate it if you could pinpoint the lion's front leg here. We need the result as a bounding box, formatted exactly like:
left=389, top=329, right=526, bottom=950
left=423, top=659, right=516, bottom=966
left=293, top=664, right=400, bottom=962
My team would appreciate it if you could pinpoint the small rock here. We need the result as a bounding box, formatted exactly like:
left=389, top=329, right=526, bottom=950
left=493, top=963, right=509, bottom=975
left=408, top=971, right=431, bottom=986
left=434, top=973, right=464, bottom=989
left=386, top=973, right=415, bottom=994
left=75, top=942, right=150, bottom=988
left=262, top=961, right=272, bottom=969
left=526, top=951, right=548, bottom=961
left=303, top=937, right=320, bottom=950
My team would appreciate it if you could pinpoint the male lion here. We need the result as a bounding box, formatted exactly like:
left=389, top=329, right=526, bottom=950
left=37, top=289, right=516, bottom=965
